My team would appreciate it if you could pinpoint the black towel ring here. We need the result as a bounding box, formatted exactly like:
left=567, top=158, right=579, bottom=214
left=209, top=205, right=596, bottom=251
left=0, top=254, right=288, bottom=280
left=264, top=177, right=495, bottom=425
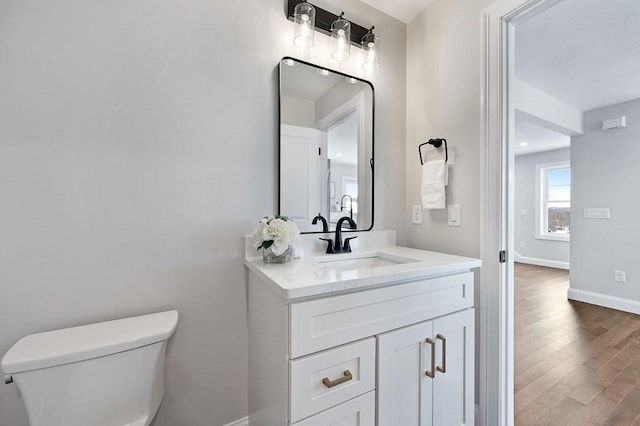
left=418, top=138, right=448, bottom=165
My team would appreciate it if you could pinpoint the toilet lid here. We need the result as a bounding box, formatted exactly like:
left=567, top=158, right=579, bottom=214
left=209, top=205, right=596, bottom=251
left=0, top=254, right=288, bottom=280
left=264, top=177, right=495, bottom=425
left=1, top=310, right=178, bottom=374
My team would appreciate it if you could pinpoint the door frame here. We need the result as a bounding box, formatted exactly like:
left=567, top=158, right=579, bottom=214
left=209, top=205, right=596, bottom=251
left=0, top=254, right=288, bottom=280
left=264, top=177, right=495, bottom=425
left=480, top=0, right=563, bottom=424
left=316, top=93, right=367, bottom=225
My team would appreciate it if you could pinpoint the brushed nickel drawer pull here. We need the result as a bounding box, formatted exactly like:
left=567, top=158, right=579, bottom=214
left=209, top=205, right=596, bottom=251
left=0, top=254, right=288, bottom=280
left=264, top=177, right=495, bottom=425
left=322, top=370, right=353, bottom=388
left=437, top=334, right=447, bottom=373
left=425, top=337, right=436, bottom=378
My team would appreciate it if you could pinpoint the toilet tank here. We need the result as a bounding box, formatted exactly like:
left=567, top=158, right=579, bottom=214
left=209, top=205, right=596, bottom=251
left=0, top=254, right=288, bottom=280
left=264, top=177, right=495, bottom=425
left=1, top=310, right=178, bottom=426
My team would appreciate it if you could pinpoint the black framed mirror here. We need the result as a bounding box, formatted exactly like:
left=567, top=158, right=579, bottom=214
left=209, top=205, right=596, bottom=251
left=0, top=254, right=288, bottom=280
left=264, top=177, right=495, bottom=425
left=278, top=57, right=374, bottom=234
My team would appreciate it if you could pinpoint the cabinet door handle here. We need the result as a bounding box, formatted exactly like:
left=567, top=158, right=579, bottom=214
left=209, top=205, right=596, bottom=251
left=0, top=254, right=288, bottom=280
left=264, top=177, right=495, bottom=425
left=437, top=333, right=447, bottom=373
left=322, top=370, right=352, bottom=388
left=425, top=337, right=436, bottom=378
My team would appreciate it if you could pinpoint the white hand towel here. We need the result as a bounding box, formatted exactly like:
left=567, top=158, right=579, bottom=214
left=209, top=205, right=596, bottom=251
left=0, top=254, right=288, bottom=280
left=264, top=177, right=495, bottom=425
left=422, top=160, right=447, bottom=210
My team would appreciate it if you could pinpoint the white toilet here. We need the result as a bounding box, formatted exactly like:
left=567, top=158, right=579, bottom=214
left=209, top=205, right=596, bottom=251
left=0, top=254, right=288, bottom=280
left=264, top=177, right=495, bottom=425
left=1, top=310, right=178, bottom=426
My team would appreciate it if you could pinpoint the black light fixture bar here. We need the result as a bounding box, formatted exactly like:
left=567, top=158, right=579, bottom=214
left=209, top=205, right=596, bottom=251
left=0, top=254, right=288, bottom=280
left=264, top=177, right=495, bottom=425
left=287, top=0, right=371, bottom=47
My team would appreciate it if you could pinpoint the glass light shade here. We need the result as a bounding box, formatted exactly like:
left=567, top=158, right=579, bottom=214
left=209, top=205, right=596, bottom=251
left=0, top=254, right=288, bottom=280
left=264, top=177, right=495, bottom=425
left=361, top=31, right=380, bottom=70
left=293, top=1, right=315, bottom=48
left=330, top=17, right=351, bottom=61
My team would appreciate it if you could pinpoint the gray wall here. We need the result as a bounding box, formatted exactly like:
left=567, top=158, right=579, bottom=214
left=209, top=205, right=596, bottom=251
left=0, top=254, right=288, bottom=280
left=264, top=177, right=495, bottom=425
left=281, top=95, right=316, bottom=127
left=514, top=149, right=570, bottom=267
left=405, top=0, right=501, bottom=411
left=0, top=0, right=406, bottom=425
left=405, top=0, right=495, bottom=258
left=570, top=98, right=640, bottom=303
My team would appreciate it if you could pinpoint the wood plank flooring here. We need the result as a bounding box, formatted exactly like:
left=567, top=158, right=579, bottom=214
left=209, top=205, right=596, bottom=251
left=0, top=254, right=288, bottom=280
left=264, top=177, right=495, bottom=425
left=514, top=263, right=640, bottom=425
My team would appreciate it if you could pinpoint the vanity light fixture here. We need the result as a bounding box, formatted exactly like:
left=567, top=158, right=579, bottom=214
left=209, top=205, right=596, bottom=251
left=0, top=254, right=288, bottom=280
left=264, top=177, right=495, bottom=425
left=520, top=142, right=528, bottom=147
left=345, top=77, right=358, bottom=84
left=330, top=12, right=351, bottom=61
left=361, top=27, right=380, bottom=70
left=293, top=0, right=315, bottom=48
left=317, top=68, right=330, bottom=76
left=283, top=58, right=297, bottom=67
left=287, top=0, right=379, bottom=69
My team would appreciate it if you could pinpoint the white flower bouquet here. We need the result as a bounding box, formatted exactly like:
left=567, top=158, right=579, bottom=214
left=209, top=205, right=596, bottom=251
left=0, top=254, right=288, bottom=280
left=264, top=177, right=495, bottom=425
left=252, top=215, right=300, bottom=259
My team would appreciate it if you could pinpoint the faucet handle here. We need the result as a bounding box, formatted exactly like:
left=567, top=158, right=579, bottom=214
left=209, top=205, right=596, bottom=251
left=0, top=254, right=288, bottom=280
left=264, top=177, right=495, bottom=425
left=319, top=238, right=335, bottom=254
left=343, top=236, right=358, bottom=252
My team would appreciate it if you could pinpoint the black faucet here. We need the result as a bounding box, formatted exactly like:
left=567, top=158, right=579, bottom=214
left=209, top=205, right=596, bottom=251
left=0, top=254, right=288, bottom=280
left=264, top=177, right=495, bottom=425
left=320, top=216, right=357, bottom=254
left=340, top=195, right=353, bottom=219
left=311, top=213, right=328, bottom=232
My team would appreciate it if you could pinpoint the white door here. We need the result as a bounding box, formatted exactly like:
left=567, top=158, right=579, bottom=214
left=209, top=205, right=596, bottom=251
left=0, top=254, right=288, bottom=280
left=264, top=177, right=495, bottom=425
left=432, top=309, right=475, bottom=426
left=280, top=125, right=322, bottom=232
left=377, top=321, right=433, bottom=426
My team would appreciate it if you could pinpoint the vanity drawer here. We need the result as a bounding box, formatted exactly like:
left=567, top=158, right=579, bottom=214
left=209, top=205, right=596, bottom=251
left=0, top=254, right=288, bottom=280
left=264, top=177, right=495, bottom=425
left=291, top=391, right=375, bottom=426
left=290, top=272, right=473, bottom=357
left=289, top=338, right=375, bottom=423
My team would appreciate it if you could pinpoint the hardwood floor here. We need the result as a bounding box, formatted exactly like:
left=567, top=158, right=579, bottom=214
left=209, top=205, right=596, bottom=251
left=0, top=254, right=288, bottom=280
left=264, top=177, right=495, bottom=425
left=514, top=263, right=640, bottom=425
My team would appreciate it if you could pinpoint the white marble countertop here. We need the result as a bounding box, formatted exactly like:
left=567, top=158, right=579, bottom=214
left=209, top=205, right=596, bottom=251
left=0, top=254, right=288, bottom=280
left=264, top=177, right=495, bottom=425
left=245, top=243, right=481, bottom=301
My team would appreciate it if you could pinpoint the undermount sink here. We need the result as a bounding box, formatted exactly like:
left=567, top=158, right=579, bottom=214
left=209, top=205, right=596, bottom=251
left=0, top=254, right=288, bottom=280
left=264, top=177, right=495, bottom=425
left=315, top=253, right=419, bottom=273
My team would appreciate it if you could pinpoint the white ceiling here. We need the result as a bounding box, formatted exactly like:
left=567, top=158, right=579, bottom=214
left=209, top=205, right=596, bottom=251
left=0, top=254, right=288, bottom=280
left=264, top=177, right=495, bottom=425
left=514, top=0, right=640, bottom=155
left=514, top=112, right=570, bottom=156
left=360, top=0, right=435, bottom=23
left=280, top=61, right=343, bottom=102
left=516, top=0, right=640, bottom=112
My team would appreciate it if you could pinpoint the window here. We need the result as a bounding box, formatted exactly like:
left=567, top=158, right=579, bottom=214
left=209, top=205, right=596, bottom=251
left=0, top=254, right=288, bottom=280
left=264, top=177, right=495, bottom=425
left=535, top=161, right=570, bottom=241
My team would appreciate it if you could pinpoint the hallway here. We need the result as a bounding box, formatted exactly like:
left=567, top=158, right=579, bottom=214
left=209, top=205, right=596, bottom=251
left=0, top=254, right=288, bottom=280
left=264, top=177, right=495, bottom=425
left=514, top=263, right=640, bottom=425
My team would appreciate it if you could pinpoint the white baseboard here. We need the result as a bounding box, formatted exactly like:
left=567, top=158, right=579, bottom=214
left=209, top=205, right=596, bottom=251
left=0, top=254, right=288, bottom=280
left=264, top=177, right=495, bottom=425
left=514, top=251, right=569, bottom=270
left=221, top=417, right=248, bottom=426
left=567, top=288, right=640, bottom=315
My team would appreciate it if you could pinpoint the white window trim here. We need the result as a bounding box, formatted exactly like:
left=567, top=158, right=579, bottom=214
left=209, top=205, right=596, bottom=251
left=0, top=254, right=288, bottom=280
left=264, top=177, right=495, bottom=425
left=535, top=161, right=570, bottom=242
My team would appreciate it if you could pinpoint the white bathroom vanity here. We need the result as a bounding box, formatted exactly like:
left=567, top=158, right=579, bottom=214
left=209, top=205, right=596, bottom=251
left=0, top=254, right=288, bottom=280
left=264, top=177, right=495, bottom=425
left=245, top=231, right=481, bottom=426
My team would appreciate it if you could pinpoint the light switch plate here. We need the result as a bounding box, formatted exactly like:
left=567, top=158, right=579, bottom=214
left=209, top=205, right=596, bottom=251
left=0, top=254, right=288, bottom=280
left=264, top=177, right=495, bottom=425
left=584, top=208, right=610, bottom=219
left=448, top=204, right=461, bottom=227
left=412, top=205, right=422, bottom=224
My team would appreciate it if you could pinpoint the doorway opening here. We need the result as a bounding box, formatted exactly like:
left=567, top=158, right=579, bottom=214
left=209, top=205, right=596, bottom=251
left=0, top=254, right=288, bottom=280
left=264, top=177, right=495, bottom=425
left=481, top=0, right=640, bottom=423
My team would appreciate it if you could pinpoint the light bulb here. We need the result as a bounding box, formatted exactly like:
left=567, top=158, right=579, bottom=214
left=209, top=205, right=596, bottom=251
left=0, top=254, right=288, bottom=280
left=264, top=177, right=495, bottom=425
left=293, top=2, right=315, bottom=49
left=330, top=15, right=350, bottom=61
left=337, top=30, right=346, bottom=51
left=301, top=14, right=309, bottom=38
left=361, top=29, right=380, bottom=70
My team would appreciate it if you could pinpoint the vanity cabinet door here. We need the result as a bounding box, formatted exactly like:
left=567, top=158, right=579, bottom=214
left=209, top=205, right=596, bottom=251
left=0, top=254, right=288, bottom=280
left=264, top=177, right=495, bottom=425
left=432, top=309, right=474, bottom=426
left=377, top=320, right=433, bottom=426
left=376, top=309, right=475, bottom=426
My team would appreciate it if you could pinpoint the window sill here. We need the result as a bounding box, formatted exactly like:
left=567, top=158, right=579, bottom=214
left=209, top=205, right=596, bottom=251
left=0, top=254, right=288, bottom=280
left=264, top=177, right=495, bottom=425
left=536, top=234, right=570, bottom=242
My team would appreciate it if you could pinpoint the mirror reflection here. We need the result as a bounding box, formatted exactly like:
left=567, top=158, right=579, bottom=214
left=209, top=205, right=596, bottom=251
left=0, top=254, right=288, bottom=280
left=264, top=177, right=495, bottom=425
left=279, top=57, right=374, bottom=233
